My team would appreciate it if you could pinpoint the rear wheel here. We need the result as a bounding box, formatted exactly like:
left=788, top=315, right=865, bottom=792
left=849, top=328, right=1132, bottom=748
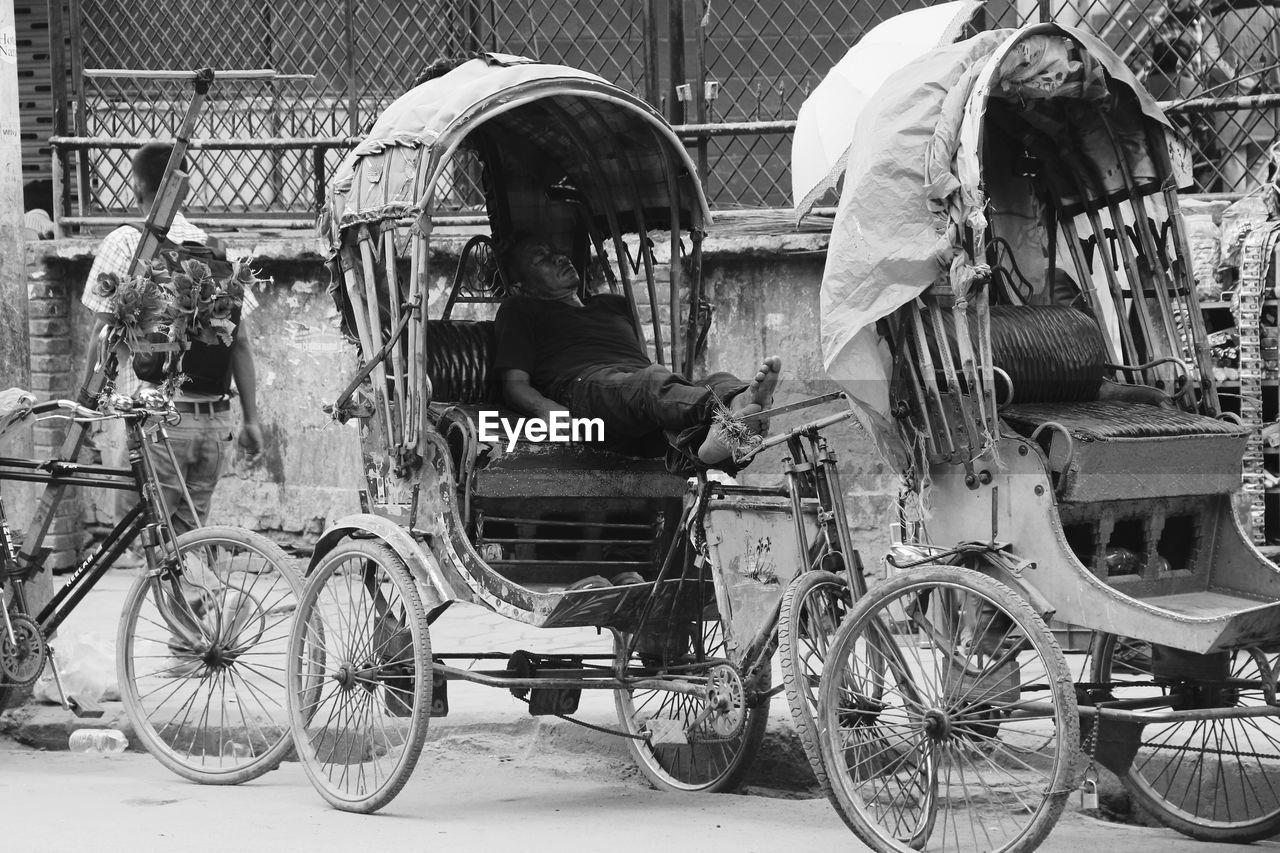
left=778, top=570, right=850, bottom=794
left=117, top=526, right=302, bottom=784
left=1092, top=634, right=1280, bottom=842
left=614, top=614, right=769, bottom=792
left=818, top=566, right=1077, bottom=853
left=287, top=538, right=431, bottom=813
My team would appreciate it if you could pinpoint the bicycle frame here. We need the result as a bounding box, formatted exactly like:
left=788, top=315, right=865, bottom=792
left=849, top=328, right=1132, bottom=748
left=1, top=408, right=200, bottom=647
left=605, top=395, right=866, bottom=695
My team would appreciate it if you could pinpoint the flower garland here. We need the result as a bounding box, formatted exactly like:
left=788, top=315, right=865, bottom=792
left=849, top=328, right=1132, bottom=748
left=91, top=249, right=262, bottom=394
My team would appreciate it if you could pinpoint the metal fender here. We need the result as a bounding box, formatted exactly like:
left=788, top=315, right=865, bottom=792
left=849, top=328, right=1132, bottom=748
left=309, top=513, right=460, bottom=610
left=968, top=557, right=1057, bottom=625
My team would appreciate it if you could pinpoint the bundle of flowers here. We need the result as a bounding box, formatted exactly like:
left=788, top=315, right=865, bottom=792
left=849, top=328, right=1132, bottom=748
left=91, top=251, right=262, bottom=388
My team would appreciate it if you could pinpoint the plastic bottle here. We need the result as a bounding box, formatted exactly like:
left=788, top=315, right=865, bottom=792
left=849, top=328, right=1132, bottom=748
left=68, top=728, right=128, bottom=756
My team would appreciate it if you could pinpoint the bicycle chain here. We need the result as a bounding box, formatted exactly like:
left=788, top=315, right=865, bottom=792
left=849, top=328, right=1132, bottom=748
left=1236, top=223, right=1280, bottom=544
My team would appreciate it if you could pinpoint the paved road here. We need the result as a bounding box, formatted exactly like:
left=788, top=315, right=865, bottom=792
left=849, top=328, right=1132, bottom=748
left=3, top=738, right=1271, bottom=853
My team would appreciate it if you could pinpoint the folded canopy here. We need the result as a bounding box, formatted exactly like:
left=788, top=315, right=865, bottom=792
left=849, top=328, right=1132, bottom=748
left=821, top=24, right=1188, bottom=421
left=318, top=54, right=710, bottom=252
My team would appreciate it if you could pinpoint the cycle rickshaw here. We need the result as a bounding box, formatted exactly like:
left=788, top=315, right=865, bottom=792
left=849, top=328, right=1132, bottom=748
left=813, top=21, right=1280, bottom=853
left=285, top=55, right=861, bottom=813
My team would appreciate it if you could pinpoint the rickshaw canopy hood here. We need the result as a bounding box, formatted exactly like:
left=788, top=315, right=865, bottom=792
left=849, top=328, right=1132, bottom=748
left=318, top=54, right=710, bottom=253
left=821, top=23, right=1188, bottom=419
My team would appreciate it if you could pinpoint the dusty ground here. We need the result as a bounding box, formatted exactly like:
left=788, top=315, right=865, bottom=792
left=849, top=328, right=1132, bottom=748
left=3, top=730, right=1275, bottom=853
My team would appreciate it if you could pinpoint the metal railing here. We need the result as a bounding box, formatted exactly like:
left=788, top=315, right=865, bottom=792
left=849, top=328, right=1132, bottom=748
left=44, top=0, right=1280, bottom=227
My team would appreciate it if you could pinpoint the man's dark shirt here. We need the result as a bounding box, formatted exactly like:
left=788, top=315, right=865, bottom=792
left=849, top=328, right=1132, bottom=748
left=494, top=294, right=649, bottom=397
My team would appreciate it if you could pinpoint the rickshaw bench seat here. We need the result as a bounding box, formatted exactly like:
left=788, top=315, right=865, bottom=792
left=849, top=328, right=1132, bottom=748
left=425, top=320, right=685, bottom=496
left=1000, top=401, right=1250, bottom=501
left=1000, top=401, right=1249, bottom=441
left=434, top=401, right=686, bottom=499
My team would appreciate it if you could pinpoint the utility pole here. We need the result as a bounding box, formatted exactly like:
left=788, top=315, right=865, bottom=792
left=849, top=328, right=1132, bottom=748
left=0, top=0, right=35, bottom=574
left=0, top=0, right=31, bottom=426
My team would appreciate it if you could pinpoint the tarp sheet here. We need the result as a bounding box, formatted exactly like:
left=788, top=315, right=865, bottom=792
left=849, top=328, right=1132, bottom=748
left=821, top=24, right=1182, bottom=432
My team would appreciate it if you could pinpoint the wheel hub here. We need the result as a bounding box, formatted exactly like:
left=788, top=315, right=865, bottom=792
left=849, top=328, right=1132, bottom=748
left=922, top=707, right=952, bottom=741
left=705, top=664, right=747, bottom=739
left=333, top=661, right=357, bottom=690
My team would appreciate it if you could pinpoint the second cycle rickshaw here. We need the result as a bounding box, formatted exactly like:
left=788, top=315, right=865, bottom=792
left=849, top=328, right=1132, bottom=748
left=814, top=20, right=1280, bottom=853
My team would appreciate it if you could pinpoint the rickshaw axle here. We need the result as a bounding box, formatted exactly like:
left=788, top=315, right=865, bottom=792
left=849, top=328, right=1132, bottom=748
left=1021, top=699, right=1280, bottom=725
left=432, top=662, right=709, bottom=698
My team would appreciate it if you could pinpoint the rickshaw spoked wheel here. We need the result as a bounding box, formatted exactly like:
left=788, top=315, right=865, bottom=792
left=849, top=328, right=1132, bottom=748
left=1091, top=634, right=1280, bottom=842
left=286, top=538, right=432, bottom=813
left=778, top=570, right=852, bottom=801
left=613, top=610, right=770, bottom=793
left=817, top=566, right=1077, bottom=853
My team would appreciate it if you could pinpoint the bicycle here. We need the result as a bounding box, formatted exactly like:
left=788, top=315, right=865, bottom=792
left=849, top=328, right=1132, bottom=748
left=0, top=390, right=302, bottom=784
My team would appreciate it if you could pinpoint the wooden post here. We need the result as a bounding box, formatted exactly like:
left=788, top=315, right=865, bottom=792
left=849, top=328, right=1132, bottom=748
left=0, top=0, right=38, bottom=592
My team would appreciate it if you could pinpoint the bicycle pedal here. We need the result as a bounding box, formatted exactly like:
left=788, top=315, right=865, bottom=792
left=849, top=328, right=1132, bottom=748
left=68, top=694, right=105, bottom=719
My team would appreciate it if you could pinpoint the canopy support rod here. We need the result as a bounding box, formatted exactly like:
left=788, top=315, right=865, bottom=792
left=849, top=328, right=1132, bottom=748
left=406, top=229, right=427, bottom=450
left=541, top=101, right=628, bottom=301
left=566, top=99, right=647, bottom=343
left=1096, top=107, right=1200, bottom=411
left=357, top=230, right=399, bottom=448
left=384, top=228, right=408, bottom=441
left=618, top=149, right=664, bottom=366
left=654, top=125, right=684, bottom=375
left=1145, top=126, right=1220, bottom=413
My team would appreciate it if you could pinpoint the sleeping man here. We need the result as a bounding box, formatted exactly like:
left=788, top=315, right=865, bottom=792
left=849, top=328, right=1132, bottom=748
left=493, top=236, right=781, bottom=473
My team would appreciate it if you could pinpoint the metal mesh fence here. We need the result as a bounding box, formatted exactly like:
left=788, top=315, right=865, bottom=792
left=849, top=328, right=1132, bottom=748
left=60, top=0, right=1280, bottom=221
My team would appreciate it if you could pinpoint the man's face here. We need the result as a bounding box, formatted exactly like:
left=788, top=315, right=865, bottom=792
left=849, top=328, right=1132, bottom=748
left=513, top=241, right=580, bottom=301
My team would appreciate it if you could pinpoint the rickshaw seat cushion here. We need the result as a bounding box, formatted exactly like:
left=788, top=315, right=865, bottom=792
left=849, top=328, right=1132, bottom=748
left=987, top=305, right=1108, bottom=404
left=1000, top=400, right=1249, bottom=441
left=425, top=319, right=502, bottom=404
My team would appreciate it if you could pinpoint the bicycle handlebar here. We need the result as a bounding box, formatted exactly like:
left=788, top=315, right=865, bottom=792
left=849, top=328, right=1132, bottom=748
left=33, top=395, right=180, bottom=425
left=733, top=394, right=859, bottom=463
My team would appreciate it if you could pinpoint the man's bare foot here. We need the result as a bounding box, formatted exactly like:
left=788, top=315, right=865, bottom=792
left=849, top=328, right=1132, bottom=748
left=732, top=356, right=783, bottom=414
left=697, top=357, right=783, bottom=464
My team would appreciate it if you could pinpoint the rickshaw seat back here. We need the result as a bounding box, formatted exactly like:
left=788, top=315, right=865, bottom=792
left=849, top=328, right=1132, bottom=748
left=902, top=297, right=1250, bottom=497
left=902, top=300, right=1111, bottom=464
left=988, top=305, right=1107, bottom=403
left=425, top=319, right=502, bottom=405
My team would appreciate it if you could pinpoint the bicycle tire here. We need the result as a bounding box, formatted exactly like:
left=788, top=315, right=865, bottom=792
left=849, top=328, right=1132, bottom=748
left=117, top=525, right=302, bottom=785
left=778, top=569, right=850, bottom=796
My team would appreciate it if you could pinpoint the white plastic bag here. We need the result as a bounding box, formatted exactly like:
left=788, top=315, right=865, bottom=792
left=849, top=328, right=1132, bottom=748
left=31, top=632, right=117, bottom=705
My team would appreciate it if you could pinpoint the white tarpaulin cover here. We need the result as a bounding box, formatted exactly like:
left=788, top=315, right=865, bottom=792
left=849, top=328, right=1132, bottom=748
left=790, top=0, right=984, bottom=218
left=820, top=24, right=1182, bottom=438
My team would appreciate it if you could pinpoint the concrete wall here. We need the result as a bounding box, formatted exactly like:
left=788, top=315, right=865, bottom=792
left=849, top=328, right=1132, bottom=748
left=25, top=228, right=894, bottom=567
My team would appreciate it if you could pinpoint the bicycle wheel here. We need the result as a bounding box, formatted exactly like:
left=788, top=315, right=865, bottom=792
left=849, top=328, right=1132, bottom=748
left=779, top=569, right=850, bottom=794
left=818, top=566, right=1078, bottom=853
left=1092, top=634, right=1280, bottom=842
left=286, top=538, right=431, bottom=813
left=614, top=612, right=770, bottom=793
left=118, top=526, right=302, bottom=784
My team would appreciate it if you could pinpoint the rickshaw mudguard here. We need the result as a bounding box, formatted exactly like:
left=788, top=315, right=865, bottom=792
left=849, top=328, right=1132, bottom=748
left=308, top=511, right=471, bottom=612
left=921, top=435, right=1280, bottom=654
left=702, top=490, right=822, bottom=664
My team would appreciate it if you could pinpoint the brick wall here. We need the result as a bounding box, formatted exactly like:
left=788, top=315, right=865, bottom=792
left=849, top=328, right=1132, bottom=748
left=25, top=254, right=87, bottom=570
